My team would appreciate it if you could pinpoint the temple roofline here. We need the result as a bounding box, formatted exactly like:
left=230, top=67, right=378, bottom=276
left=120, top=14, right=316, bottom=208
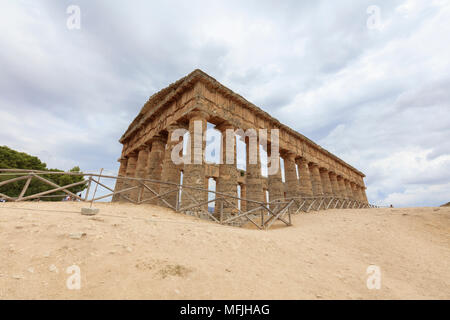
left=119, top=69, right=365, bottom=177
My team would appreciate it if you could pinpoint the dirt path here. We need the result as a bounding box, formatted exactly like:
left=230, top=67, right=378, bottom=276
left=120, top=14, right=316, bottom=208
left=0, top=202, right=449, bottom=299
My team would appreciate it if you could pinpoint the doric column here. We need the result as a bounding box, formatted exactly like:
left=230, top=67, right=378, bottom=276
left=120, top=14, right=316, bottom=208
left=329, top=172, right=340, bottom=197
left=181, top=111, right=208, bottom=211
left=320, top=168, right=333, bottom=196
left=159, top=135, right=182, bottom=207
left=284, top=152, right=301, bottom=200
left=359, top=185, right=367, bottom=203
left=215, top=122, right=238, bottom=216
left=355, top=182, right=362, bottom=202
left=112, top=157, right=128, bottom=202
left=357, top=186, right=365, bottom=203
left=309, top=163, right=323, bottom=197
left=362, top=187, right=369, bottom=203
left=353, top=184, right=361, bottom=202
left=344, top=179, right=353, bottom=199
left=349, top=182, right=357, bottom=201
left=132, top=146, right=150, bottom=202
left=159, top=124, right=184, bottom=208
left=337, top=175, right=347, bottom=198
left=138, top=136, right=165, bottom=205
left=357, top=176, right=369, bottom=204
left=353, top=183, right=361, bottom=202
left=245, top=132, right=265, bottom=211
left=296, top=157, right=313, bottom=197
left=267, top=144, right=284, bottom=206
left=123, top=152, right=138, bottom=201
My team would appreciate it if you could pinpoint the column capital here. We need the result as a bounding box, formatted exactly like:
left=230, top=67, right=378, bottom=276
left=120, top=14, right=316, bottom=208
left=166, top=123, right=184, bottom=132
left=127, top=150, right=139, bottom=158
left=188, top=110, right=210, bottom=121
left=149, top=134, right=166, bottom=144
left=243, top=128, right=258, bottom=138
left=296, top=156, right=309, bottom=164
left=282, top=151, right=297, bottom=161
left=215, top=121, right=234, bottom=132
left=136, top=144, right=150, bottom=152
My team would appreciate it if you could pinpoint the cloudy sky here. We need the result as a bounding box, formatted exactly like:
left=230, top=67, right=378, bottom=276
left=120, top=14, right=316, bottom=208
left=1, top=0, right=449, bottom=207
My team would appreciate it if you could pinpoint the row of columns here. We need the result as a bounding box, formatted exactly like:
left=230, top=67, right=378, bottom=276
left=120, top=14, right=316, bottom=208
left=113, top=135, right=167, bottom=204
left=114, top=111, right=368, bottom=210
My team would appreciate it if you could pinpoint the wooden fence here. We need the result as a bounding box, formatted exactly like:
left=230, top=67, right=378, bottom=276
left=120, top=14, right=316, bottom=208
left=0, top=169, right=377, bottom=230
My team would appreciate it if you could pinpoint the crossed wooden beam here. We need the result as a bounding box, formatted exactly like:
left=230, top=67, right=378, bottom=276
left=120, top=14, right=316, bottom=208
left=0, top=169, right=376, bottom=230
left=0, top=173, right=86, bottom=202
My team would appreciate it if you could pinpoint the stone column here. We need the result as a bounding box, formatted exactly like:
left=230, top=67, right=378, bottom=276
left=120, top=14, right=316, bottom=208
left=215, top=123, right=238, bottom=217
left=357, top=186, right=365, bottom=203
left=142, top=136, right=165, bottom=205
left=268, top=144, right=285, bottom=207
left=347, top=181, right=355, bottom=201
left=245, top=133, right=265, bottom=211
left=348, top=180, right=355, bottom=200
left=357, top=176, right=369, bottom=204
left=160, top=124, right=185, bottom=209
left=132, top=146, right=150, bottom=202
left=319, top=168, right=333, bottom=196
left=296, top=157, right=313, bottom=197
left=362, top=187, right=369, bottom=203
left=309, top=163, right=323, bottom=197
left=182, top=111, right=208, bottom=212
left=352, top=182, right=360, bottom=201
left=337, top=175, right=347, bottom=198
left=344, top=179, right=353, bottom=199
left=122, top=152, right=137, bottom=201
left=353, top=185, right=361, bottom=202
left=360, top=185, right=367, bottom=203
left=284, top=152, right=301, bottom=200
left=348, top=180, right=354, bottom=199
left=329, top=172, right=340, bottom=197
left=356, top=187, right=362, bottom=202
left=112, top=157, right=128, bottom=202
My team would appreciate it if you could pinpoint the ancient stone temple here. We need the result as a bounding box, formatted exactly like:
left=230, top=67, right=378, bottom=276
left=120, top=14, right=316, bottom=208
left=112, top=69, right=368, bottom=214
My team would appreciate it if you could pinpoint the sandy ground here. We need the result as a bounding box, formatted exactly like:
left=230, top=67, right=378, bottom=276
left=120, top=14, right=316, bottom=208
left=0, top=201, right=449, bottom=300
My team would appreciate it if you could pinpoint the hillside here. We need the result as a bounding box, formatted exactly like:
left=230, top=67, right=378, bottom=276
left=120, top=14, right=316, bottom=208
left=0, top=202, right=449, bottom=299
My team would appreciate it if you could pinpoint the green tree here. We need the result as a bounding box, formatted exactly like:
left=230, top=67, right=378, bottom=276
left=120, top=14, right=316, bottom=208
left=0, top=146, right=87, bottom=201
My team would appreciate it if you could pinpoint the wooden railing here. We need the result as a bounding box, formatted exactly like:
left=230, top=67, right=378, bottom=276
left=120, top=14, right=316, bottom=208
left=0, top=169, right=376, bottom=229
